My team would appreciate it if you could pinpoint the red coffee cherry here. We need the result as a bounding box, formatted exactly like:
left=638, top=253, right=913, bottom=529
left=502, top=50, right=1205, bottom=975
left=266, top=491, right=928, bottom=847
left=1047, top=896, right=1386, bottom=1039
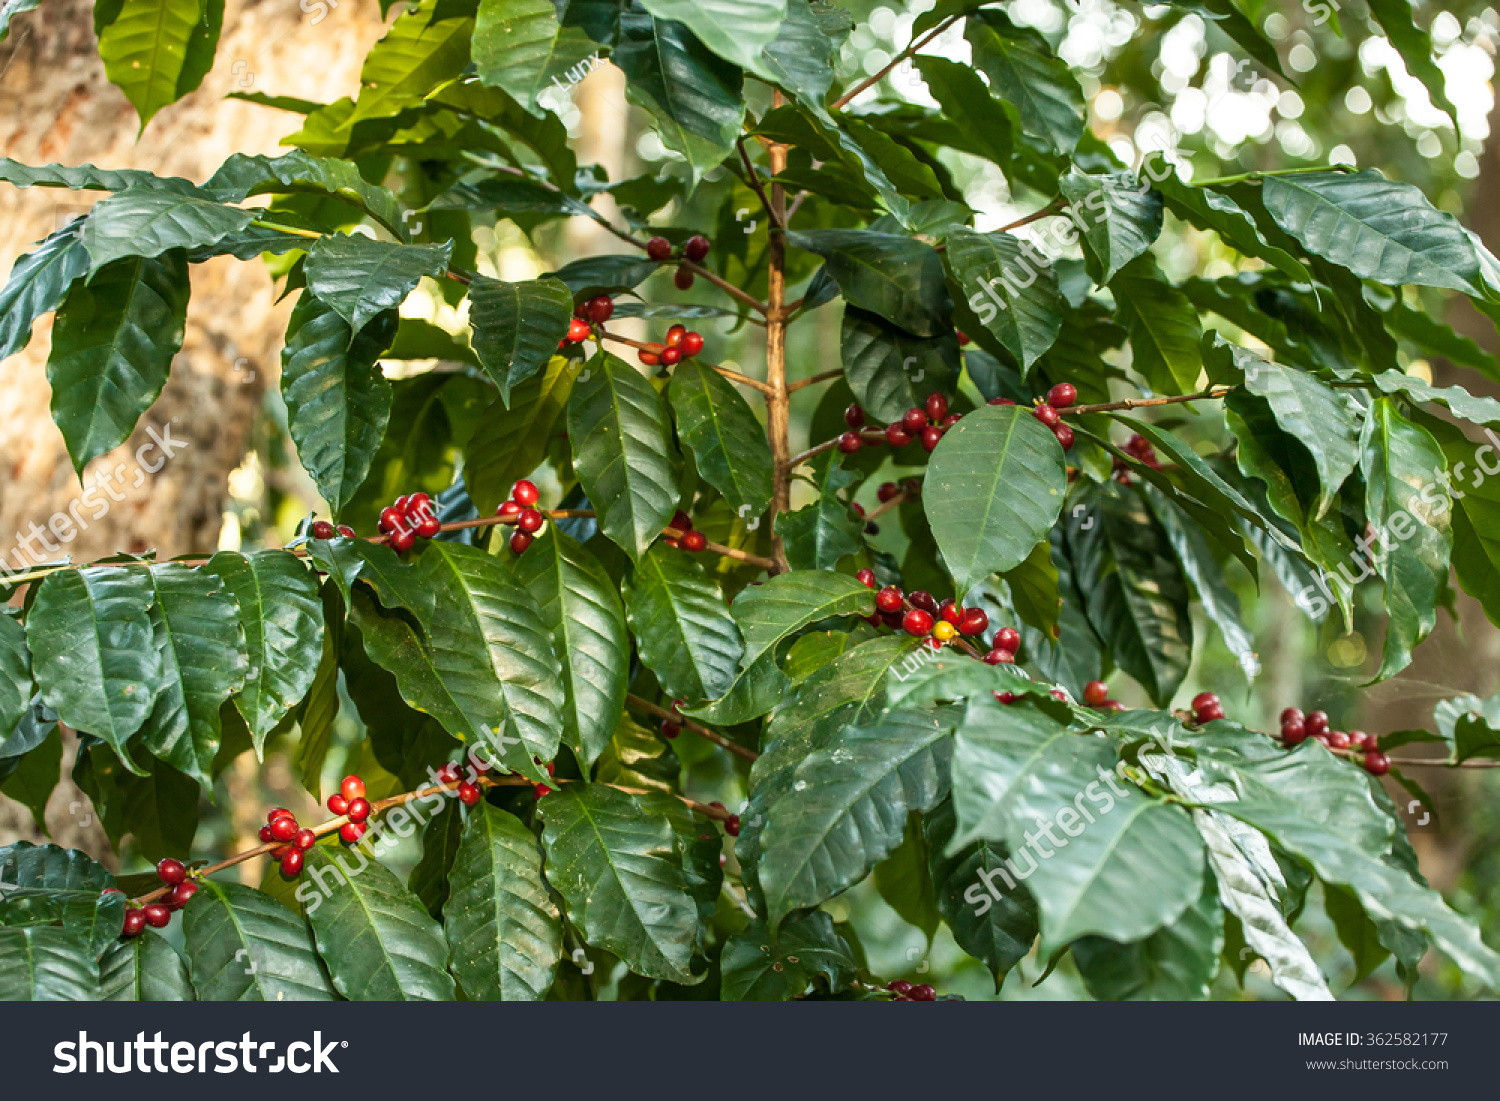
left=512, top=480, right=540, bottom=506
left=1053, top=424, right=1075, bottom=450
left=845, top=403, right=865, bottom=428
left=724, top=815, right=741, bottom=836
left=346, top=798, right=372, bottom=823
left=122, top=908, right=146, bottom=938
left=586, top=295, right=614, bottom=323
left=168, top=881, right=198, bottom=910
left=1280, top=707, right=1304, bottom=727
left=457, top=781, right=482, bottom=806
left=566, top=317, right=591, bottom=343
left=876, top=587, right=904, bottom=613
left=510, top=532, right=534, bottom=555
left=327, top=794, right=349, bottom=815
left=646, top=236, right=672, bottom=261
left=661, top=346, right=683, bottom=366
left=956, top=330, right=970, bottom=346
left=920, top=425, right=944, bottom=452
left=311, top=520, right=336, bottom=540
left=390, top=529, right=416, bottom=553
left=1083, top=681, right=1109, bottom=707
left=680, top=331, right=704, bottom=357
left=340, top=821, right=367, bottom=844
left=336, top=524, right=356, bottom=538
left=684, top=235, right=711, bottom=263
left=994, top=626, right=1020, bottom=653
left=518, top=507, right=545, bottom=534
left=856, top=569, right=878, bottom=589
left=1033, top=403, right=1060, bottom=428
left=674, top=266, right=695, bottom=290
left=909, top=591, right=938, bottom=614
left=838, top=430, right=863, bottom=454
left=496, top=501, right=523, bottom=524
left=983, top=649, right=1015, bottom=665
left=1306, top=711, right=1329, bottom=736
left=1281, top=719, right=1307, bottom=745
left=157, top=858, right=186, bottom=886
left=639, top=343, right=663, bottom=367
left=294, top=829, right=317, bottom=852
left=924, top=392, right=948, bottom=422
left=938, top=599, right=963, bottom=626
left=877, top=482, right=900, bottom=503
left=270, top=816, right=298, bottom=843
left=665, top=324, right=688, bottom=347
left=903, top=609, right=935, bottom=637
left=281, top=850, right=304, bottom=877
left=1363, top=750, right=1391, bottom=776
left=341, top=775, right=366, bottom=801
left=143, top=904, right=171, bottom=929
left=885, top=424, right=912, bottom=448
left=661, top=720, right=681, bottom=739
left=959, top=608, right=989, bottom=636
left=1047, top=383, right=1077, bottom=409
left=682, top=531, right=707, bottom=552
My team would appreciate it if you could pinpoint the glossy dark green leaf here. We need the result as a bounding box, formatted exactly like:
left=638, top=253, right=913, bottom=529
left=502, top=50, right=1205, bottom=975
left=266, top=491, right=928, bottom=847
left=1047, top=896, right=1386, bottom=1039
left=1416, top=413, right=1500, bottom=631
left=1364, top=0, right=1458, bottom=128
left=567, top=351, right=681, bottom=561
left=1059, top=169, right=1162, bottom=285
left=923, top=797, right=1037, bottom=986
left=965, top=10, right=1084, bottom=155
left=730, top=569, right=875, bottom=677
left=872, top=813, right=941, bottom=940
left=467, top=274, right=574, bottom=405
left=465, top=355, right=579, bottom=513
left=280, top=294, right=398, bottom=513
left=1372, top=370, right=1500, bottom=429
left=924, top=404, right=1068, bottom=599
left=304, top=235, right=451, bottom=336
left=944, top=227, right=1061, bottom=370
left=473, top=0, right=598, bottom=114
left=719, top=910, right=856, bottom=1000
left=444, top=803, right=562, bottom=1000
left=540, top=784, right=707, bottom=984
left=205, top=550, right=325, bottom=753
left=951, top=694, right=1205, bottom=951
left=0, top=842, right=122, bottom=957
left=0, top=927, right=99, bottom=1000
left=623, top=544, right=744, bottom=704
left=204, top=149, right=405, bottom=237
left=1066, top=482, right=1192, bottom=706
left=0, top=225, right=89, bottom=363
left=775, top=451, right=862, bottom=572
left=181, top=879, right=336, bottom=1000
left=840, top=307, right=960, bottom=424
left=298, top=845, right=454, bottom=1000
left=1262, top=170, right=1481, bottom=294
left=348, top=3, right=474, bottom=123
left=761, top=709, right=953, bottom=926
left=1241, top=357, right=1363, bottom=521
left=95, top=0, right=220, bottom=129
left=638, top=0, right=786, bottom=75
left=760, top=0, right=838, bottom=110
left=1072, top=875, right=1223, bottom=1000
left=409, top=799, right=465, bottom=919
left=0, top=616, right=29, bottom=738
left=915, top=55, right=1013, bottom=166
left=26, top=566, right=159, bottom=771
left=669, top=359, right=773, bottom=515
left=100, top=932, right=195, bottom=1001
left=512, top=529, right=628, bottom=769
left=294, top=582, right=343, bottom=800
left=0, top=724, right=59, bottom=831
left=1109, top=254, right=1202, bottom=395
left=134, top=563, right=248, bottom=790
left=117, top=755, right=199, bottom=862
left=46, top=250, right=188, bottom=474
left=612, top=10, right=745, bottom=185
left=596, top=712, right=681, bottom=794
left=790, top=229, right=948, bottom=338
left=351, top=541, right=564, bottom=782
left=1360, top=399, right=1451, bottom=680
left=81, top=187, right=252, bottom=272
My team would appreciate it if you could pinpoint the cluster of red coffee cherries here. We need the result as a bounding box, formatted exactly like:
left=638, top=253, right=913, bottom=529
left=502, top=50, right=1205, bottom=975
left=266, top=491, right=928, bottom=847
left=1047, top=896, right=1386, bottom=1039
left=326, top=774, right=374, bottom=845
left=120, top=857, right=203, bottom=936
left=646, top=233, right=711, bottom=290
left=660, top=509, right=707, bottom=552
left=639, top=324, right=706, bottom=367
left=1082, top=680, right=1126, bottom=712
left=256, top=805, right=319, bottom=877
left=705, top=800, right=741, bottom=837
left=559, top=294, right=615, bottom=347
left=887, top=979, right=938, bottom=1001
left=861, top=577, right=994, bottom=650
left=987, top=383, right=1077, bottom=450
left=1113, top=433, right=1163, bottom=483
left=839, top=393, right=960, bottom=456
left=495, top=479, right=546, bottom=555
left=1278, top=707, right=1390, bottom=775
left=376, top=492, right=441, bottom=553
left=309, top=519, right=356, bottom=541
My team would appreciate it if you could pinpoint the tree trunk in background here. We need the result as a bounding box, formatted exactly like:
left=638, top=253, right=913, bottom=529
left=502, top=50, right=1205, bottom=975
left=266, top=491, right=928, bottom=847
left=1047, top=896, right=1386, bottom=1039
left=0, top=0, right=389, bottom=858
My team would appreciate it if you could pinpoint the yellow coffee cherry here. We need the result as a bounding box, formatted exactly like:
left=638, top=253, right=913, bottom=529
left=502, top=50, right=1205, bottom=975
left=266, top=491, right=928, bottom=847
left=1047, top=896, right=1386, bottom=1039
left=932, top=620, right=958, bottom=642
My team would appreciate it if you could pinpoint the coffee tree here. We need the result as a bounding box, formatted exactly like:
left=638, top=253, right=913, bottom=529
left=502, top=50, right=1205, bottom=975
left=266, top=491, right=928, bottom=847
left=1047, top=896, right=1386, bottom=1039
left=2, top=0, right=1499, bottom=1001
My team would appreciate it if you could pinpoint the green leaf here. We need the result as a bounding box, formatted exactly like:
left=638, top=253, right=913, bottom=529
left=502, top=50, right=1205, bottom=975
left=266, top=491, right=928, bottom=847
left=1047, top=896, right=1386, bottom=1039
left=298, top=845, right=454, bottom=1000
left=668, top=358, right=773, bottom=515
left=305, top=235, right=452, bottom=336
left=775, top=451, right=862, bottom=572
left=1364, top=0, right=1459, bottom=129
left=444, top=803, right=562, bottom=1000
left=951, top=695, right=1205, bottom=951
left=944, top=228, right=1062, bottom=370
left=204, top=150, right=406, bottom=238
left=1059, top=169, right=1163, bottom=285
left=511, top=530, right=628, bottom=769
left=205, top=550, right=325, bottom=754
left=0, top=616, right=30, bottom=738
left=81, top=187, right=252, bottom=273
left=349, top=4, right=474, bottom=124
left=27, top=566, right=159, bottom=772
left=136, top=563, right=249, bottom=790
left=1066, top=482, right=1192, bottom=706
left=295, top=582, right=343, bottom=800
left=965, top=10, right=1084, bottom=155
left=637, top=0, right=785, bottom=76
left=473, top=0, right=597, bottom=114
left=924, top=797, right=1037, bottom=986
left=539, top=784, right=707, bottom=984
left=409, top=799, right=464, bottom=919
left=464, top=355, right=579, bottom=513
left=789, top=229, right=948, bottom=338
left=117, top=755, right=199, bottom=862
left=915, top=56, right=1013, bottom=167
left=46, top=251, right=188, bottom=475
left=596, top=713, right=681, bottom=794
left=1262, top=170, right=1481, bottom=294
left=623, top=544, right=744, bottom=703
left=0, top=842, right=122, bottom=956
left=1241, top=358, right=1363, bottom=521
left=730, top=570, right=875, bottom=676
left=352, top=541, right=564, bottom=781
left=1072, top=875, right=1223, bottom=1000
left=613, top=10, right=745, bottom=186
left=467, top=275, right=574, bottom=405
left=0, top=927, right=98, bottom=1000
left=281, top=295, right=397, bottom=513
left=840, top=307, right=960, bottom=423
left=760, top=0, right=838, bottom=111
left=567, top=351, right=681, bottom=562
left=873, top=814, right=941, bottom=940
left=924, top=404, right=1069, bottom=599
left=0, top=225, right=89, bottom=363
left=1110, top=254, right=1203, bottom=395
left=0, top=726, right=59, bottom=832
left=760, top=709, right=953, bottom=926
left=719, top=910, right=856, bottom=1000
left=1360, top=399, right=1451, bottom=680
left=1416, top=413, right=1500, bottom=630
left=180, top=880, right=334, bottom=1000
left=96, top=0, right=222, bottom=130
left=1371, top=370, right=1500, bottom=429
left=100, top=932, right=194, bottom=1001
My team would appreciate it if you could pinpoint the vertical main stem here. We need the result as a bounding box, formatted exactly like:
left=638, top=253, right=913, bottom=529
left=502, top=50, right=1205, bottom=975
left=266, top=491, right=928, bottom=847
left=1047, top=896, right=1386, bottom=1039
left=766, top=93, right=792, bottom=573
